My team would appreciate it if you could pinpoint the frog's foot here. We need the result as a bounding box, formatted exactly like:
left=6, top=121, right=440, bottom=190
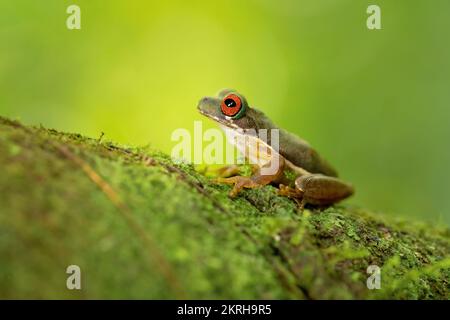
left=216, top=176, right=261, bottom=198
left=278, top=184, right=306, bottom=210
left=216, top=160, right=283, bottom=198
left=278, top=184, right=302, bottom=198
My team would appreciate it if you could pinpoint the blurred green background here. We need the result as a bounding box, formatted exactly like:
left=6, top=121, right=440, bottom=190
left=1, top=0, right=449, bottom=225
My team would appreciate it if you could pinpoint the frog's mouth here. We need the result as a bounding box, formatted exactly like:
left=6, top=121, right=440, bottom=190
left=198, top=109, right=260, bottom=140
left=198, top=109, right=240, bottom=130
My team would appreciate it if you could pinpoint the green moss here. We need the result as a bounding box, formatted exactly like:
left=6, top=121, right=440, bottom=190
left=0, top=116, right=448, bottom=299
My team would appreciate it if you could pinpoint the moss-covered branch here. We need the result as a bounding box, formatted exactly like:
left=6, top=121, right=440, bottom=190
left=0, top=116, right=448, bottom=299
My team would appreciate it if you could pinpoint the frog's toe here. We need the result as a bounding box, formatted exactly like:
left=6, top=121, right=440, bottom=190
left=230, top=178, right=260, bottom=197
left=278, top=184, right=293, bottom=196
left=278, top=184, right=303, bottom=198
left=214, top=176, right=260, bottom=197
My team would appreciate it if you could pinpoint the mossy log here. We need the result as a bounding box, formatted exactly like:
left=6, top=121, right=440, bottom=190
left=0, top=116, right=448, bottom=299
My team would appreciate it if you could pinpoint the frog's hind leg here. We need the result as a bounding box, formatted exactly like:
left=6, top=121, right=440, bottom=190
left=295, top=174, right=354, bottom=206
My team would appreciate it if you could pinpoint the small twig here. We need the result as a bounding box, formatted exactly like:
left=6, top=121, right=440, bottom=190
left=97, top=132, right=105, bottom=144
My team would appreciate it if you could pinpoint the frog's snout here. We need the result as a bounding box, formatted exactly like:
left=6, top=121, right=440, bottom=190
left=198, top=96, right=224, bottom=121
left=198, top=97, right=211, bottom=107
left=197, top=97, right=214, bottom=113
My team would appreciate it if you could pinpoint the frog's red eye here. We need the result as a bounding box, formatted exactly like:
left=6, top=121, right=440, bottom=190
left=221, top=94, right=242, bottom=117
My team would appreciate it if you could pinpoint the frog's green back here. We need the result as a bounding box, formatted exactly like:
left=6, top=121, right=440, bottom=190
left=279, top=128, right=338, bottom=177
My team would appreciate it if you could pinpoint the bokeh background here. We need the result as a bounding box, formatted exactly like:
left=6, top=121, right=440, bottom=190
left=1, top=0, right=449, bottom=225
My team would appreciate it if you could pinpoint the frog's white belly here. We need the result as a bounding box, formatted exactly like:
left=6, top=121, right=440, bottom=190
left=221, top=125, right=278, bottom=167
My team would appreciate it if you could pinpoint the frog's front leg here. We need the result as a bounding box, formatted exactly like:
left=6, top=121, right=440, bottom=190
left=294, top=174, right=354, bottom=207
left=217, top=174, right=270, bottom=197
left=217, top=159, right=285, bottom=198
left=215, top=164, right=259, bottom=178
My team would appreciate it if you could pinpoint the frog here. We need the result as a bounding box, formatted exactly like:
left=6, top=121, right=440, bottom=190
left=197, top=89, right=354, bottom=209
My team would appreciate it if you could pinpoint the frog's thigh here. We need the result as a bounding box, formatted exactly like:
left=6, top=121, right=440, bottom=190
left=295, top=174, right=354, bottom=206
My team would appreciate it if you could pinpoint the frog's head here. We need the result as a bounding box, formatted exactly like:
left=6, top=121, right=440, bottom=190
left=198, top=89, right=257, bottom=130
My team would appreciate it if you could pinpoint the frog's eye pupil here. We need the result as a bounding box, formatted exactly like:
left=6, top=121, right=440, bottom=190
left=225, top=99, right=236, bottom=108
left=221, top=94, right=243, bottom=118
